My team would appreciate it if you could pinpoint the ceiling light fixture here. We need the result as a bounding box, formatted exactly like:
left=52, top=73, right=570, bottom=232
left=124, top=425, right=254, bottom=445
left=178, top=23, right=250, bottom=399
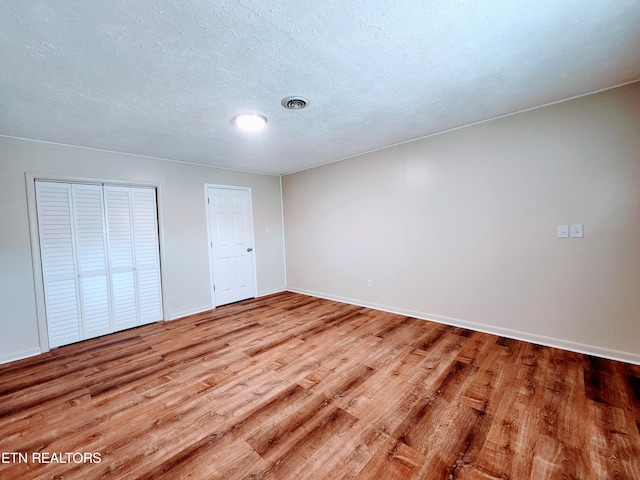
left=281, top=96, right=309, bottom=109
left=232, top=113, right=267, bottom=131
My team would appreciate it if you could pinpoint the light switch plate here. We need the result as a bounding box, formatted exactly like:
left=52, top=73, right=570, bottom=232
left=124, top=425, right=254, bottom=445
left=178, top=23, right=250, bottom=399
left=557, top=224, right=569, bottom=238
left=571, top=224, right=584, bottom=238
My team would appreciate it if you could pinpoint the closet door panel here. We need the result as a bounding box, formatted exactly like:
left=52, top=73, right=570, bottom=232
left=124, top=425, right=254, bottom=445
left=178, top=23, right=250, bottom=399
left=104, top=186, right=138, bottom=330
left=44, top=280, right=81, bottom=346
left=35, top=181, right=82, bottom=347
left=72, top=184, right=111, bottom=338
left=80, top=276, right=111, bottom=335
left=104, top=186, right=135, bottom=269
left=132, top=187, right=163, bottom=324
left=111, top=271, right=137, bottom=329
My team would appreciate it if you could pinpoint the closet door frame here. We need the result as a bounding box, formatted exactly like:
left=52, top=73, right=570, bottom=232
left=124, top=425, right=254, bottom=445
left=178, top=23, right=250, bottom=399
left=26, top=173, right=167, bottom=353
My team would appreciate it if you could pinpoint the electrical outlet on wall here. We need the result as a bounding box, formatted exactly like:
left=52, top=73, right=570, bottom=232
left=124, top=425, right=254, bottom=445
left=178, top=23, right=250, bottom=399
left=571, top=224, right=584, bottom=238
left=367, top=279, right=373, bottom=288
left=557, top=225, right=569, bottom=238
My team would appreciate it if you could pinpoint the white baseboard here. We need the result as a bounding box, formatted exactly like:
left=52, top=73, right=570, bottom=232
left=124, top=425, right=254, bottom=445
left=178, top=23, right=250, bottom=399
left=167, top=305, right=213, bottom=321
left=258, top=288, right=287, bottom=297
left=286, top=287, right=640, bottom=366
left=167, top=290, right=287, bottom=321
left=0, top=347, right=42, bottom=365
left=8, top=292, right=637, bottom=366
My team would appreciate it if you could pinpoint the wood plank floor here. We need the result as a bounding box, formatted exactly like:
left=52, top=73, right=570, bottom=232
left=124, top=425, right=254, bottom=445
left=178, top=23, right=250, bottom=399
left=1, top=292, right=639, bottom=479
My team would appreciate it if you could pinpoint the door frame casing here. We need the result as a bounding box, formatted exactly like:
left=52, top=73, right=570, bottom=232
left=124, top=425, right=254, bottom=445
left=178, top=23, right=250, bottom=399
left=204, top=183, right=258, bottom=308
left=26, top=172, right=167, bottom=354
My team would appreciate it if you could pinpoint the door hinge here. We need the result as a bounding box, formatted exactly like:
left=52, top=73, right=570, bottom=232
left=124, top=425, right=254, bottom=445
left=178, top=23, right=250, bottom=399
left=213, top=284, right=216, bottom=291
left=207, top=197, right=210, bottom=204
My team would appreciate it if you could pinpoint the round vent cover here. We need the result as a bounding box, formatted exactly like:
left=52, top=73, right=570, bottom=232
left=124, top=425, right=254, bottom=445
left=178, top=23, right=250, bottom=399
left=281, top=96, right=309, bottom=109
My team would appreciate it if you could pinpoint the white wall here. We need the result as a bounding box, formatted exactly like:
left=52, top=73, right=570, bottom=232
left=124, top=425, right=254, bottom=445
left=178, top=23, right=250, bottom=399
left=0, top=137, right=286, bottom=363
left=283, top=82, right=640, bottom=363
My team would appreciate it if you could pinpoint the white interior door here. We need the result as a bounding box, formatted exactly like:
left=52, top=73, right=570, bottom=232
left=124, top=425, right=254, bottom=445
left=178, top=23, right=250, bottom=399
left=207, top=186, right=256, bottom=306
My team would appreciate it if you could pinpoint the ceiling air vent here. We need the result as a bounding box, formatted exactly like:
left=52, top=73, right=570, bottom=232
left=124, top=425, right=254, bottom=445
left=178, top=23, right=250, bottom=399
left=281, top=96, right=309, bottom=109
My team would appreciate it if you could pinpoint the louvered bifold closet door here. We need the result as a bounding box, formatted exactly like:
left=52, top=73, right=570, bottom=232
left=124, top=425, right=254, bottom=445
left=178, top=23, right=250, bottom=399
left=131, top=187, right=163, bottom=325
left=37, top=181, right=163, bottom=348
left=104, top=186, right=139, bottom=331
left=71, top=184, right=111, bottom=339
left=35, top=181, right=82, bottom=348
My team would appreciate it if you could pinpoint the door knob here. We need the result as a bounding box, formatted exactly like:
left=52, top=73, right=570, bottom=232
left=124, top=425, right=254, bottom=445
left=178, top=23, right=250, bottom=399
left=247, top=247, right=253, bottom=252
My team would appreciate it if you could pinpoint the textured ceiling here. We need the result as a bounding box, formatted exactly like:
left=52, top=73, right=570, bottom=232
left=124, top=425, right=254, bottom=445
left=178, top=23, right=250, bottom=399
left=2, top=1, right=640, bottom=175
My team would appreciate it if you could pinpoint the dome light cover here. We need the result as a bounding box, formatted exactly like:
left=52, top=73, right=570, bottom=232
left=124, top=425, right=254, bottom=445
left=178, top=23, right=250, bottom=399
left=232, top=113, right=267, bottom=131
